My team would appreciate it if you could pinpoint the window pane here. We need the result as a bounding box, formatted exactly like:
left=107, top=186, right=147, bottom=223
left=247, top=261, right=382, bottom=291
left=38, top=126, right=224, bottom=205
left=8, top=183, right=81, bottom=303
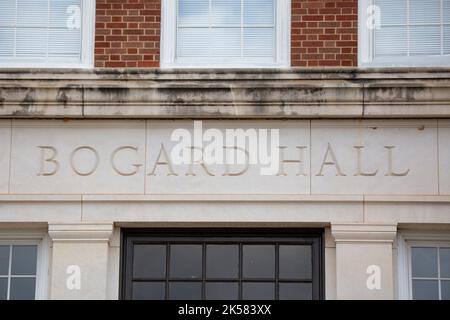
left=206, top=245, right=239, bottom=279
left=412, top=280, right=439, bottom=300
left=411, top=247, right=438, bottom=278
left=9, top=278, right=36, bottom=300
left=441, top=280, right=450, bottom=300
left=410, top=26, right=441, bottom=56
left=211, top=28, right=241, bottom=57
left=375, top=27, right=408, bottom=57
left=177, top=28, right=210, bottom=58
left=48, top=29, right=81, bottom=58
left=211, top=0, right=241, bottom=26
left=11, top=246, right=37, bottom=276
left=243, top=245, right=275, bottom=279
left=242, top=282, right=274, bottom=300
left=169, top=282, right=202, bottom=300
left=205, top=282, right=239, bottom=300
left=133, top=245, right=166, bottom=279
left=0, top=278, right=7, bottom=300
left=445, top=0, right=450, bottom=23
left=49, top=0, right=82, bottom=29
left=132, top=282, right=165, bottom=300
left=410, top=0, right=440, bottom=24
left=0, top=0, right=16, bottom=26
left=445, top=26, right=450, bottom=55
left=0, top=29, right=14, bottom=57
left=17, top=0, right=48, bottom=28
left=169, top=245, right=202, bottom=279
left=279, top=283, right=312, bottom=300
left=375, top=0, right=407, bottom=26
left=243, top=28, right=274, bottom=58
left=279, top=245, right=312, bottom=280
left=441, top=248, right=450, bottom=278
left=16, top=28, right=47, bottom=58
left=243, top=0, right=274, bottom=25
left=0, top=246, right=10, bottom=275
left=178, top=0, right=209, bottom=26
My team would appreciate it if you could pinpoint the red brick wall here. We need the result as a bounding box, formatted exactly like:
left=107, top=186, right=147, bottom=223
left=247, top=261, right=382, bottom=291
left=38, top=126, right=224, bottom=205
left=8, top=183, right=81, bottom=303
left=94, top=0, right=357, bottom=68
left=95, top=0, right=160, bottom=68
left=291, top=0, right=358, bottom=67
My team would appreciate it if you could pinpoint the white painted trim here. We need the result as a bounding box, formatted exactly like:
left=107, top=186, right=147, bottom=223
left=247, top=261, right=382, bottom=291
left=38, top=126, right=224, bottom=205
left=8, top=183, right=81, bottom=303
left=0, top=0, right=95, bottom=69
left=0, top=232, right=49, bottom=300
left=161, top=0, right=291, bottom=68
left=358, top=0, right=450, bottom=67
left=397, top=231, right=450, bottom=300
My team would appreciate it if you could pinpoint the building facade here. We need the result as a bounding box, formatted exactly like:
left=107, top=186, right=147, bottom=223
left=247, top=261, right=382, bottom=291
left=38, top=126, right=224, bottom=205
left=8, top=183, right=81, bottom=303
left=0, top=0, right=450, bottom=300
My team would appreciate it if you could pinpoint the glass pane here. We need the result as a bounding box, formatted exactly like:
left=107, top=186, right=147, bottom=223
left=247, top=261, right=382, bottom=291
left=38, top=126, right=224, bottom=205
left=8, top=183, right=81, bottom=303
left=177, top=28, right=210, bottom=58
left=243, top=245, right=275, bottom=279
left=445, top=0, right=450, bottom=23
left=0, top=246, right=10, bottom=275
left=11, top=246, right=37, bottom=276
left=244, top=0, right=274, bottom=25
left=205, top=282, right=239, bottom=300
left=17, top=0, right=48, bottom=27
left=243, top=28, right=274, bottom=58
left=49, top=0, right=82, bottom=29
left=132, top=282, right=165, bottom=300
left=48, top=29, right=81, bottom=58
left=445, top=26, right=450, bottom=55
left=0, top=0, right=17, bottom=26
left=16, top=28, right=47, bottom=58
left=412, top=280, right=439, bottom=300
left=211, top=0, right=241, bottom=26
left=0, top=28, right=14, bottom=57
left=409, top=26, right=441, bottom=56
left=441, top=280, right=450, bottom=300
left=178, top=0, right=209, bottom=26
left=9, top=278, right=36, bottom=300
left=411, top=247, right=438, bottom=278
left=0, top=278, right=7, bottom=300
left=279, top=283, right=313, bottom=300
left=169, top=282, right=202, bottom=300
left=133, top=244, right=166, bottom=279
left=440, top=248, right=450, bottom=278
left=279, top=245, right=312, bottom=280
left=375, top=26, right=408, bottom=57
left=169, top=245, right=202, bottom=279
left=206, top=245, right=239, bottom=279
left=242, top=282, right=275, bottom=300
left=375, top=0, right=407, bottom=26
left=409, top=0, right=440, bottom=24
left=211, top=28, right=241, bottom=57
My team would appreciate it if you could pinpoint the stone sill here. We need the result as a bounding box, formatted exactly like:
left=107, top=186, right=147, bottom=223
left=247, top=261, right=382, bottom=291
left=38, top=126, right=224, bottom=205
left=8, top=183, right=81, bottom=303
left=1, top=68, right=450, bottom=119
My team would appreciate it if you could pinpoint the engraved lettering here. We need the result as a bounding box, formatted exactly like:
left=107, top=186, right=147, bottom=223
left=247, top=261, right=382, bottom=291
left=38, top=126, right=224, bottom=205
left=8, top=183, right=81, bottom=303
left=316, top=143, right=346, bottom=176
left=277, top=146, right=307, bottom=176
left=148, top=144, right=178, bottom=176
left=70, top=146, right=99, bottom=176
left=186, top=147, right=214, bottom=177
left=111, top=146, right=142, bottom=176
left=354, top=146, right=378, bottom=176
left=384, top=146, right=410, bottom=176
left=37, top=146, right=60, bottom=176
left=223, top=147, right=249, bottom=176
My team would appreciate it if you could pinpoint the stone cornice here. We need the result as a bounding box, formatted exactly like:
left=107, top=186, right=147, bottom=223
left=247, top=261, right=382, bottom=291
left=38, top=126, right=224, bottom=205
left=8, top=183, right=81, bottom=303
left=1, top=68, right=450, bottom=119
left=331, top=223, right=398, bottom=243
left=48, top=223, right=114, bottom=242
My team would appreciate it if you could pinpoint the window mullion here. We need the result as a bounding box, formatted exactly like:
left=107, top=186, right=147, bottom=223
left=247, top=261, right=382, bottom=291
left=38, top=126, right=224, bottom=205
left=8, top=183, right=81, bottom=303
left=437, top=247, right=442, bottom=300
left=7, top=245, right=12, bottom=300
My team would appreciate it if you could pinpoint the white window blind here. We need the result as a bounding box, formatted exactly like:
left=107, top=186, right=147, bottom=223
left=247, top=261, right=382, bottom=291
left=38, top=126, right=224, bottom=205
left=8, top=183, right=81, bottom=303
left=362, top=0, right=450, bottom=66
left=0, top=0, right=90, bottom=67
left=176, top=0, right=277, bottom=65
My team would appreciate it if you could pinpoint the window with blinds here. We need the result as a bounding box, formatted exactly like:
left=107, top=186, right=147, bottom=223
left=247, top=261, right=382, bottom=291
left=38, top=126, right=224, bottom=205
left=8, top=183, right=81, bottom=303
left=162, top=0, right=289, bottom=67
left=0, top=0, right=93, bottom=67
left=360, top=0, right=450, bottom=66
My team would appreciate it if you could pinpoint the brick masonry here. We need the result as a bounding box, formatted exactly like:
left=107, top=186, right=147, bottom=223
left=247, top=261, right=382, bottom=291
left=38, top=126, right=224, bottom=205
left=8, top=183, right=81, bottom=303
left=94, top=0, right=357, bottom=68
left=291, top=0, right=358, bottom=67
left=95, top=0, right=161, bottom=68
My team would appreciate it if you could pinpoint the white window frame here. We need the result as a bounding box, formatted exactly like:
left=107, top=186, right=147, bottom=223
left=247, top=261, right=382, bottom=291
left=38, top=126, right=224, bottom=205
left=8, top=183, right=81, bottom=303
left=161, top=0, right=291, bottom=68
left=0, top=0, right=95, bottom=69
left=0, top=232, right=49, bottom=300
left=358, top=0, right=450, bottom=67
left=397, top=231, right=450, bottom=300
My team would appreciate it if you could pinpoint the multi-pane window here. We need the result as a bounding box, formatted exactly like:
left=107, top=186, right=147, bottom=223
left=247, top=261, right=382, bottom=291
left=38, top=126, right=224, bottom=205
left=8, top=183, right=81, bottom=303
left=161, top=0, right=290, bottom=67
left=359, top=0, right=450, bottom=66
left=122, top=231, right=323, bottom=300
left=0, top=245, right=38, bottom=300
left=0, top=0, right=94, bottom=67
left=410, top=245, right=450, bottom=300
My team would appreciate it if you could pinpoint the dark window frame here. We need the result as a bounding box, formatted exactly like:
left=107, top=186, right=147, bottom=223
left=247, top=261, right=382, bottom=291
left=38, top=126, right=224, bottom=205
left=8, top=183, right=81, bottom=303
left=120, top=228, right=324, bottom=300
